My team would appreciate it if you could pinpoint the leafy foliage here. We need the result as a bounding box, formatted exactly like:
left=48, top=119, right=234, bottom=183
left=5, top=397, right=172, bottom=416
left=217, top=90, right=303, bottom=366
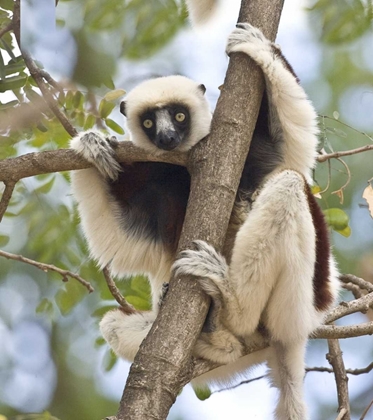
left=309, top=0, right=373, bottom=44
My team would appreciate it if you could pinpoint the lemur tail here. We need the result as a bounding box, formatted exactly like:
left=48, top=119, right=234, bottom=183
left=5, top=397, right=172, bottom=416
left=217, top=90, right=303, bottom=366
left=186, top=0, right=218, bottom=24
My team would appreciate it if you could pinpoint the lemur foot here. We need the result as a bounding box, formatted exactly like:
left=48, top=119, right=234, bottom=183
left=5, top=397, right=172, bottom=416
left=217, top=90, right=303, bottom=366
left=99, top=308, right=155, bottom=361
left=226, top=23, right=273, bottom=68
left=172, top=240, right=229, bottom=300
left=70, top=131, right=122, bottom=181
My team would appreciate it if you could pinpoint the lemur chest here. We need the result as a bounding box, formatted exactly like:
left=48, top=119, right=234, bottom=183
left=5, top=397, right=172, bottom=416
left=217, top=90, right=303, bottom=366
left=108, top=162, right=190, bottom=254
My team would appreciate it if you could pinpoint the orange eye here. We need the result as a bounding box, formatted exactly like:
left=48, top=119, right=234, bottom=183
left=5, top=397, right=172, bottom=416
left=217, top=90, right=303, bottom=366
left=175, top=113, right=186, bottom=122
left=143, top=119, right=153, bottom=128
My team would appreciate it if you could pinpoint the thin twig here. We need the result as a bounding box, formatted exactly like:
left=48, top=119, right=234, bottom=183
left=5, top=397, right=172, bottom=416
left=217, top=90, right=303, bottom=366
left=21, top=51, right=78, bottom=137
left=339, top=274, right=373, bottom=293
left=314, top=322, right=373, bottom=339
left=331, top=158, right=351, bottom=204
left=325, top=292, right=373, bottom=324
left=0, top=181, right=16, bottom=223
left=212, top=361, right=373, bottom=395
left=102, top=266, right=136, bottom=314
left=327, top=338, right=350, bottom=420
left=212, top=374, right=266, bottom=394
left=0, top=249, right=94, bottom=293
left=13, top=0, right=77, bottom=138
left=336, top=408, right=348, bottom=420
left=317, top=143, right=373, bottom=163
left=342, top=282, right=364, bottom=300
left=320, top=115, right=373, bottom=144
left=360, top=398, right=373, bottom=420
left=0, top=21, right=13, bottom=39
left=306, top=361, right=373, bottom=376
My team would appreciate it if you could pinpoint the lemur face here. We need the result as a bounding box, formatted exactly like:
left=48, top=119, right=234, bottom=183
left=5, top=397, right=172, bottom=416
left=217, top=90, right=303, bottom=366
left=139, top=104, right=191, bottom=151
left=120, top=75, right=212, bottom=155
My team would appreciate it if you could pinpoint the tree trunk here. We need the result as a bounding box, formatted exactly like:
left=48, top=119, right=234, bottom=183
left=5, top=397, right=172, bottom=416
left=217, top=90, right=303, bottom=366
left=116, top=0, right=284, bottom=418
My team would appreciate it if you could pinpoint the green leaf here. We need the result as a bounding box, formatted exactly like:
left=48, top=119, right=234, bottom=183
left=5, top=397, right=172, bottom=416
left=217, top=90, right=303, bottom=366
left=83, top=113, right=96, bottom=130
left=55, top=280, right=86, bottom=316
left=36, top=298, right=54, bottom=317
left=193, top=386, right=211, bottom=401
left=0, top=50, right=5, bottom=80
left=91, top=305, right=117, bottom=318
left=0, top=74, right=27, bottom=92
left=102, top=349, right=118, bottom=371
left=65, top=90, right=74, bottom=110
left=99, top=99, right=116, bottom=118
left=105, top=118, right=124, bottom=134
left=323, top=208, right=350, bottom=231
left=0, top=235, right=10, bottom=247
left=0, top=99, right=18, bottom=110
left=95, top=336, right=106, bottom=347
left=125, top=295, right=150, bottom=311
left=0, top=0, right=14, bottom=10
left=104, top=89, right=126, bottom=101
left=73, top=91, right=84, bottom=109
left=335, top=226, right=352, bottom=237
left=35, top=176, right=56, bottom=194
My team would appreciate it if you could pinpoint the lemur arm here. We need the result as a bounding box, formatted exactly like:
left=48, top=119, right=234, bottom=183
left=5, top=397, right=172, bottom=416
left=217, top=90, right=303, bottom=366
left=227, top=23, right=319, bottom=181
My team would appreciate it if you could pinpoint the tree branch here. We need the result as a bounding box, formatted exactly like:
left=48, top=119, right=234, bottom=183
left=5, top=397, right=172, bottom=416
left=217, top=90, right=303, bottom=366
left=0, top=143, right=188, bottom=183
left=0, top=249, right=94, bottom=292
left=314, top=321, right=373, bottom=339
left=0, top=181, right=16, bottom=223
left=317, top=144, right=373, bottom=163
left=0, top=21, right=13, bottom=39
left=306, top=361, right=373, bottom=376
left=102, top=267, right=136, bottom=314
left=13, top=0, right=77, bottom=138
left=325, top=292, right=373, bottom=323
left=327, top=338, right=350, bottom=420
left=115, top=1, right=285, bottom=419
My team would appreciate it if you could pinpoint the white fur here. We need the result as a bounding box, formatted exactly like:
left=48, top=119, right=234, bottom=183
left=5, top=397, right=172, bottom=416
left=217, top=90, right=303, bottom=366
left=226, top=24, right=319, bottom=184
left=174, top=171, right=339, bottom=420
left=70, top=22, right=340, bottom=420
left=186, top=0, right=218, bottom=25
left=70, top=145, right=173, bottom=310
left=124, top=76, right=211, bottom=155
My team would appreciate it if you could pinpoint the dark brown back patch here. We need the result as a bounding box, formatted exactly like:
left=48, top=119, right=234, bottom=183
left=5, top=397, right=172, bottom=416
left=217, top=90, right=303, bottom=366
left=304, top=185, right=334, bottom=311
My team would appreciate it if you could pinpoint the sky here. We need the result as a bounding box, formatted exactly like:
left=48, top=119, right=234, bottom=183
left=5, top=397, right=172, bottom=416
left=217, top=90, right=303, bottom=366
left=4, top=0, right=373, bottom=419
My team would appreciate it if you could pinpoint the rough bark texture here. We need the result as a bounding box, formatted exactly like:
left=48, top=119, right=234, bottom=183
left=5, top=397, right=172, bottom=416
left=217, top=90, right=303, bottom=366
left=0, top=143, right=187, bottom=183
left=116, top=1, right=284, bottom=419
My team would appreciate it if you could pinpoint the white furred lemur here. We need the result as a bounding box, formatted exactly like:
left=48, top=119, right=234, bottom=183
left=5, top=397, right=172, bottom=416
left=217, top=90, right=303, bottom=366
left=70, top=21, right=340, bottom=420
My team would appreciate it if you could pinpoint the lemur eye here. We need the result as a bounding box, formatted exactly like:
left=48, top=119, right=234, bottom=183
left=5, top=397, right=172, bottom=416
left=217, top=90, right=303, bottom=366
left=175, top=112, right=186, bottom=122
left=143, top=119, right=153, bottom=129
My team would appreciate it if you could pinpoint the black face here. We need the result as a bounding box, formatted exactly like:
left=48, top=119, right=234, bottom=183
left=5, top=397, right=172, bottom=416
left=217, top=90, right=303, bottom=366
left=139, top=103, right=191, bottom=151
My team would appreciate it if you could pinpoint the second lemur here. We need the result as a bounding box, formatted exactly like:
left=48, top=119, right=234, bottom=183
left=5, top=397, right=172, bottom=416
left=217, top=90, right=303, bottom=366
left=71, top=23, right=339, bottom=420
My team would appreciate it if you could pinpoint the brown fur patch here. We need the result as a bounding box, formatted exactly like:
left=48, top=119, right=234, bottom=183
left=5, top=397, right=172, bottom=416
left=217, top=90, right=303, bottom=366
left=304, top=185, right=334, bottom=311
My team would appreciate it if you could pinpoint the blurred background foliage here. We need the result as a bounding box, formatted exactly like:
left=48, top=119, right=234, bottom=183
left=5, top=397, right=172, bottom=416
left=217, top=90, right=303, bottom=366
left=0, top=0, right=372, bottom=419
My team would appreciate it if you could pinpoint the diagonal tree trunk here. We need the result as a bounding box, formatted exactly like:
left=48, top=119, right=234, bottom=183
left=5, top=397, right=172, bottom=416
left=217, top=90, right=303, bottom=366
left=115, top=0, right=285, bottom=418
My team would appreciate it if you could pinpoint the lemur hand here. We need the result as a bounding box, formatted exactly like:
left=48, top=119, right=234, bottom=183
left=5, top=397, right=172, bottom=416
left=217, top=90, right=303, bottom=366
left=70, top=131, right=122, bottom=181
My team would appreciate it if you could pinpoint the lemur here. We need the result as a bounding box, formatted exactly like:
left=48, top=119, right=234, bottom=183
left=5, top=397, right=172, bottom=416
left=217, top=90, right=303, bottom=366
left=70, top=22, right=339, bottom=420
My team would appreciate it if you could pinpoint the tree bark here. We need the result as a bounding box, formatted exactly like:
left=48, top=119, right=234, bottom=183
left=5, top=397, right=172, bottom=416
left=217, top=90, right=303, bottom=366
left=116, top=0, right=285, bottom=419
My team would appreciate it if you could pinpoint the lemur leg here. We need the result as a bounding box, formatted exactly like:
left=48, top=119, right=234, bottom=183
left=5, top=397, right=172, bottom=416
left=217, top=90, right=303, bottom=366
left=174, top=170, right=316, bottom=340
left=226, top=23, right=318, bottom=179
left=174, top=170, right=316, bottom=418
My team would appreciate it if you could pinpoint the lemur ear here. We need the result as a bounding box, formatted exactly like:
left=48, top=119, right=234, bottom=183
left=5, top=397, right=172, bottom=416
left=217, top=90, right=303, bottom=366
left=120, top=101, right=126, bottom=116
left=198, top=84, right=206, bottom=95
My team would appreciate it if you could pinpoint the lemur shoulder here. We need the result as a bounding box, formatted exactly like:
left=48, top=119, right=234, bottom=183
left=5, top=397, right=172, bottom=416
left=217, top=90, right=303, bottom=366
left=70, top=13, right=340, bottom=420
